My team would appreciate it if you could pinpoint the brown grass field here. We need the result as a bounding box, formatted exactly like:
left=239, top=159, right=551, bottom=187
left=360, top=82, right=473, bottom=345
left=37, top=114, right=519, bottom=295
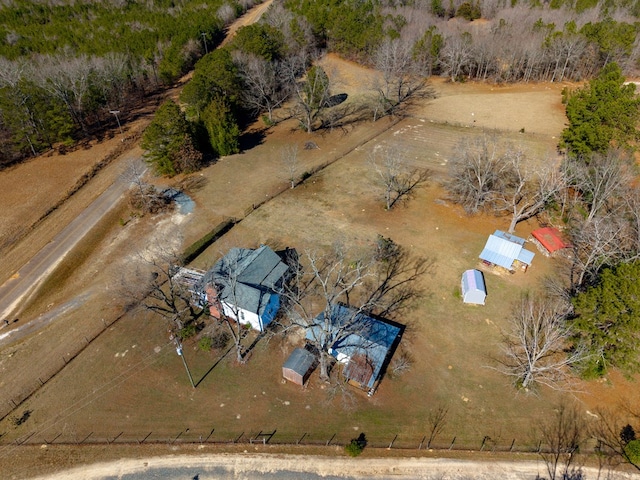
left=1, top=55, right=639, bottom=479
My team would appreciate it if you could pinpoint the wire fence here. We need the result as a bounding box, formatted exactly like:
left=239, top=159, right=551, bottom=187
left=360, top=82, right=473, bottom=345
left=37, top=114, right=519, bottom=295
left=4, top=427, right=584, bottom=456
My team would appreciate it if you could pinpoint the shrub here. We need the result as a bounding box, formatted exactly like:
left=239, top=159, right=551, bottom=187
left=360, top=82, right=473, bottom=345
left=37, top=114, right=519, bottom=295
left=345, top=433, right=367, bottom=457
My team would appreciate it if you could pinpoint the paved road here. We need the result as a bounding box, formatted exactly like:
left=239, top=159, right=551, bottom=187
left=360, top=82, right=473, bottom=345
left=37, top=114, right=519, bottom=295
left=0, top=176, right=128, bottom=322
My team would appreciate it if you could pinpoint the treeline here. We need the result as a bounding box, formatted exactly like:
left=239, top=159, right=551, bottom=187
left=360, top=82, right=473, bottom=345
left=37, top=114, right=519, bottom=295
left=0, top=0, right=260, bottom=166
left=143, top=9, right=320, bottom=175
left=285, top=0, right=640, bottom=82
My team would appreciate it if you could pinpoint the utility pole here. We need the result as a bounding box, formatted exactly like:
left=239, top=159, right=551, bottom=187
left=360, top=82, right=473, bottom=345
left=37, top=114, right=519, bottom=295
left=201, top=32, right=208, bottom=55
left=175, top=339, right=196, bottom=388
left=109, top=110, right=124, bottom=136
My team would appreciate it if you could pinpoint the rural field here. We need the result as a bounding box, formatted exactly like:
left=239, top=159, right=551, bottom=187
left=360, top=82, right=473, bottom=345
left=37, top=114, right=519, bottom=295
left=1, top=54, right=639, bottom=479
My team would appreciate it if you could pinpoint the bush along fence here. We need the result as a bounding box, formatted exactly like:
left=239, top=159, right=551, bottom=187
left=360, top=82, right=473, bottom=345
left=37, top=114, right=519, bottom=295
left=3, top=427, right=595, bottom=457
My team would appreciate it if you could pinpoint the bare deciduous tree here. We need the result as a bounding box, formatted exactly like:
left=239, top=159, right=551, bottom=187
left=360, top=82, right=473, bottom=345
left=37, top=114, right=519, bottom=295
left=131, top=247, right=202, bottom=337
left=568, top=213, right=630, bottom=290
left=493, top=149, right=564, bottom=233
left=426, top=403, right=449, bottom=448
left=283, top=56, right=332, bottom=133
left=566, top=151, right=633, bottom=224
left=233, top=51, right=291, bottom=123
left=370, top=146, right=432, bottom=210
left=589, top=406, right=640, bottom=472
left=123, top=161, right=172, bottom=214
left=537, top=402, right=586, bottom=480
left=495, top=293, right=586, bottom=391
left=280, top=238, right=430, bottom=383
left=281, top=143, right=299, bottom=188
left=446, top=135, right=511, bottom=214
left=439, top=32, right=474, bottom=82
left=372, top=37, right=435, bottom=119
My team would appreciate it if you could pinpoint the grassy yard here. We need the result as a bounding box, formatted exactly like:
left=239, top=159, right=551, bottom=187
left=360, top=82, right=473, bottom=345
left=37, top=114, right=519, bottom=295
left=2, top=59, right=637, bottom=479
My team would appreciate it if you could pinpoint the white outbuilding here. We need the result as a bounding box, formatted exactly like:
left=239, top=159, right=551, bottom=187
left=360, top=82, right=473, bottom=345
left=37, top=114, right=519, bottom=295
left=461, top=269, right=487, bottom=305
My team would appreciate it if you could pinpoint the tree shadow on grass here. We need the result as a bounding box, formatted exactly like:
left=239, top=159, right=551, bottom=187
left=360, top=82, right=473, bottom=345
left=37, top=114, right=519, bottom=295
left=239, top=129, right=267, bottom=152
left=195, top=345, right=233, bottom=388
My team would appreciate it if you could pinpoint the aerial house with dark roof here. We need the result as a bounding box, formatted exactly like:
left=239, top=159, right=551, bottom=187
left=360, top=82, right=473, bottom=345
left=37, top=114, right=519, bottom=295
left=197, top=245, right=292, bottom=332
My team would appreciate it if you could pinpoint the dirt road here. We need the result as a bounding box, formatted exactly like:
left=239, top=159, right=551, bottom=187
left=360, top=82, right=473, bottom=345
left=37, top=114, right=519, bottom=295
left=0, top=0, right=274, bottom=325
left=0, top=176, right=129, bottom=321
left=29, top=453, right=640, bottom=480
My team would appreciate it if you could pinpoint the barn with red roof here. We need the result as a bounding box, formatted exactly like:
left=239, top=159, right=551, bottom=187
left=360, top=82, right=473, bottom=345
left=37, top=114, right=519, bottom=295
left=530, top=227, right=570, bottom=256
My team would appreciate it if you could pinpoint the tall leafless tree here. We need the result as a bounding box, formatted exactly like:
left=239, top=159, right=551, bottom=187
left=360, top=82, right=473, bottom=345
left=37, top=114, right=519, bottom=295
left=426, top=403, right=449, bottom=448
left=372, top=37, right=435, bottom=118
left=130, top=247, right=202, bottom=337
left=439, top=32, right=474, bottom=82
left=233, top=51, right=291, bottom=123
left=493, top=148, right=563, bottom=233
left=537, top=402, right=587, bottom=480
left=446, top=135, right=511, bottom=214
left=369, top=146, right=432, bottom=210
left=589, top=406, right=640, bottom=473
left=280, top=238, right=430, bottom=382
left=495, top=293, right=586, bottom=391
left=281, top=143, right=299, bottom=188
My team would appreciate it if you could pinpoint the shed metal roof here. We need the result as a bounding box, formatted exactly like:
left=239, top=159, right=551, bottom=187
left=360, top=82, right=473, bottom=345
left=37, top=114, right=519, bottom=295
left=307, top=304, right=402, bottom=390
left=283, top=348, right=316, bottom=375
left=479, top=231, right=534, bottom=269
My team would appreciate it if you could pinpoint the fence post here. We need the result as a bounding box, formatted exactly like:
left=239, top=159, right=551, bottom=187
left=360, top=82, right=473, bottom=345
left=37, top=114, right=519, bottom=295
left=388, top=434, right=397, bottom=449
left=326, top=433, right=336, bottom=446
left=418, top=436, right=426, bottom=450
left=449, top=436, right=456, bottom=450
left=510, top=439, right=515, bottom=452
left=297, top=433, right=306, bottom=445
left=480, top=436, right=488, bottom=451
left=139, top=432, right=152, bottom=444
left=204, top=428, right=215, bottom=443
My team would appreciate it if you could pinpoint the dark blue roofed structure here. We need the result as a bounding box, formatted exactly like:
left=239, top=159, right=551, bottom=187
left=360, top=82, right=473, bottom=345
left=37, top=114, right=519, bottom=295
left=306, top=304, right=403, bottom=395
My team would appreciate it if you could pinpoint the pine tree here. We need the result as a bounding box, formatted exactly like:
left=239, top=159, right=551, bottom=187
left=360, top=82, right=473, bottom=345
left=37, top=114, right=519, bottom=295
left=201, top=96, right=240, bottom=157
left=572, top=261, right=640, bottom=377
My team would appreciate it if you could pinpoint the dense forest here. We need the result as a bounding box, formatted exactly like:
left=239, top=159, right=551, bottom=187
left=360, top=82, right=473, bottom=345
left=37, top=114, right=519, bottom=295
left=0, top=0, right=256, bottom=165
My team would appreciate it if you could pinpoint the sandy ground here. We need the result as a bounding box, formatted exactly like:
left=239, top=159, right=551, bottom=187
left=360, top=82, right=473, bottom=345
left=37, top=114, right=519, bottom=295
left=29, top=453, right=640, bottom=480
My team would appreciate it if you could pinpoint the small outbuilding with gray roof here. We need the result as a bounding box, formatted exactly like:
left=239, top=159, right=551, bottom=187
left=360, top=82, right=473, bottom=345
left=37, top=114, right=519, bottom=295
left=282, top=348, right=317, bottom=385
left=461, top=269, right=487, bottom=305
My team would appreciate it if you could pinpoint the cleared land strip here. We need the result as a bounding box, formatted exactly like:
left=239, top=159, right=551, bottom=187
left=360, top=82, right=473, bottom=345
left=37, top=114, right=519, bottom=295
left=0, top=173, right=130, bottom=321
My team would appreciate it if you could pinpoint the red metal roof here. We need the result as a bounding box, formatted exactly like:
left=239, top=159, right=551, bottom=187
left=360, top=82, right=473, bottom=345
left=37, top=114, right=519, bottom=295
left=531, top=227, right=570, bottom=253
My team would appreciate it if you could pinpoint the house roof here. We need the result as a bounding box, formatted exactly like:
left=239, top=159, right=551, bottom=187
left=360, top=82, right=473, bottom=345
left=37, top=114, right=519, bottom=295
left=531, top=227, right=570, bottom=253
left=307, top=304, right=402, bottom=390
left=479, top=230, right=535, bottom=269
left=200, top=245, right=290, bottom=316
left=283, top=348, right=317, bottom=376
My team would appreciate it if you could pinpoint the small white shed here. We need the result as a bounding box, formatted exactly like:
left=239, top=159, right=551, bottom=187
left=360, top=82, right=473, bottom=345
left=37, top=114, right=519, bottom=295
left=461, top=269, right=487, bottom=305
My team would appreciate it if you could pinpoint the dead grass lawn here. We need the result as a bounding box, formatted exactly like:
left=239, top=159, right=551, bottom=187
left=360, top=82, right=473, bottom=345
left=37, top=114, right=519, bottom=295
left=2, top=55, right=639, bottom=479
